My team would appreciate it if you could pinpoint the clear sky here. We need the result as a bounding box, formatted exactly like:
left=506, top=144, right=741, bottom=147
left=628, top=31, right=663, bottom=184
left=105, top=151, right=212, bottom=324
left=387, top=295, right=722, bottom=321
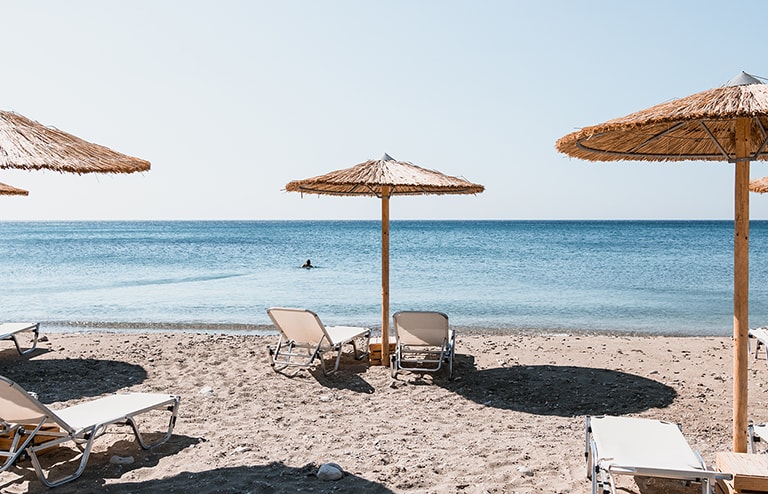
left=2, top=0, right=768, bottom=221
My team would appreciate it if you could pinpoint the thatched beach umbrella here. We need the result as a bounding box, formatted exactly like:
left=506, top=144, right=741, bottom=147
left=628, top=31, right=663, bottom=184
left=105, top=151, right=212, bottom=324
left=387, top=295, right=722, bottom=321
left=556, top=71, right=768, bottom=452
left=285, top=153, right=484, bottom=365
left=0, top=182, right=28, bottom=196
left=0, top=110, right=150, bottom=174
left=750, top=176, right=768, bottom=193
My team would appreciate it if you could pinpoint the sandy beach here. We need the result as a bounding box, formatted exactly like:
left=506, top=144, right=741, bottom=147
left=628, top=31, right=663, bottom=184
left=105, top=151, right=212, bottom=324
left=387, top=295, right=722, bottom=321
left=0, top=329, right=763, bottom=494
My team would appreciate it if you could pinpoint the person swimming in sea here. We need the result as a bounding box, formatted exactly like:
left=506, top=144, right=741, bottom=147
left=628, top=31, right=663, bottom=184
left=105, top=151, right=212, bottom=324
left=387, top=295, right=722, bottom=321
left=302, top=259, right=313, bottom=269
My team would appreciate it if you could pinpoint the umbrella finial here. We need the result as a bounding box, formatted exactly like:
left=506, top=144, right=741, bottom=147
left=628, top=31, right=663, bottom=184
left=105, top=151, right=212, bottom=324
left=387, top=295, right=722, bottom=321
left=381, top=153, right=395, bottom=161
left=726, top=71, right=765, bottom=86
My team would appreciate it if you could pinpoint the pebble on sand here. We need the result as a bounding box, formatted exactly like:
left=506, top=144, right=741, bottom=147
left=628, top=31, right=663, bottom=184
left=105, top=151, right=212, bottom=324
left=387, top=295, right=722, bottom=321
left=317, top=463, right=344, bottom=481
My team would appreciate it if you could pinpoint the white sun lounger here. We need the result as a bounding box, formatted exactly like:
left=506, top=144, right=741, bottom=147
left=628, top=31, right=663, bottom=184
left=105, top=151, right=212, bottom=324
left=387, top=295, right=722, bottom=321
left=585, top=415, right=729, bottom=494
left=0, top=375, right=180, bottom=487
left=391, top=311, right=455, bottom=380
left=749, top=423, right=768, bottom=453
left=749, top=327, right=768, bottom=365
left=0, top=323, right=39, bottom=355
left=266, top=307, right=370, bottom=375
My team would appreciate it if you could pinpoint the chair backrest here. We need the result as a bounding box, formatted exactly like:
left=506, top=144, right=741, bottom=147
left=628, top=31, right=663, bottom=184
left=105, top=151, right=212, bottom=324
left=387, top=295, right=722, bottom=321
left=267, top=307, right=328, bottom=345
left=588, top=415, right=703, bottom=472
left=0, top=376, right=65, bottom=429
left=393, top=311, right=449, bottom=346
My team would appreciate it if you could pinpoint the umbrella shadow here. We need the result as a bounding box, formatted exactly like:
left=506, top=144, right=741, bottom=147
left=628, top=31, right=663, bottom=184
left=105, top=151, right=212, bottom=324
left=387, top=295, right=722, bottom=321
left=3, top=434, right=202, bottom=494
left=24, top=461, right=396, bottom=494
left=443, top=358, right=676, bottom=417
left=0, top=358, right=148, bottom=401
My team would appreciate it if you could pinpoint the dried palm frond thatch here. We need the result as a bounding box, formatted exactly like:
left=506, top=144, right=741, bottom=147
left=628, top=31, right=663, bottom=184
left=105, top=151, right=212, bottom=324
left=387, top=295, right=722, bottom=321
left=556, top=72, right=768, bottom=163
left=285, top=153, right=484, bottom=197
left=750, top=176, right=768, bottom=193
left=0, top=181, right=28, bottom=196
left=0, top=110, right=150, bottom=174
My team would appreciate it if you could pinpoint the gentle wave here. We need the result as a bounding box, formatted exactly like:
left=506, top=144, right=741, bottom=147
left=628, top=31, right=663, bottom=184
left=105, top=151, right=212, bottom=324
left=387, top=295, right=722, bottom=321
left=111, top=273, right=247, bottom=289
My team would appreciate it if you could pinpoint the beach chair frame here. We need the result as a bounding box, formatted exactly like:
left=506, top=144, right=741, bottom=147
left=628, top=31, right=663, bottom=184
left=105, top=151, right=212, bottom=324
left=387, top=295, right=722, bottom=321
left=585, top=415, right=729, bottom=494
left=266, top=307, right=370, bottom=375
left=0, top=375, right=180, bottom=488
left=749, top=327, right=768, bottom=365
left=391, top=311, right=454, bottom=380
left=0, top=323, right=39, bottom=355
left=749, top=423, right=768, bottom=453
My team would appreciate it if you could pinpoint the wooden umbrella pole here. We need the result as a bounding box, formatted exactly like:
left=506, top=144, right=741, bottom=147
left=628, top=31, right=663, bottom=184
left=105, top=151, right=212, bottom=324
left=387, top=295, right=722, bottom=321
left=381, top=186, right=391, bottom=365
left=733, top=117, right=751, bottom=452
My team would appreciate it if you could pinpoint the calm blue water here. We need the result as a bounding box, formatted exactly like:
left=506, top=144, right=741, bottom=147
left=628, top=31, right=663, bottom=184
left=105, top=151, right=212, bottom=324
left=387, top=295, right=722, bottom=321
left=1, top=220, right=768, bottom=336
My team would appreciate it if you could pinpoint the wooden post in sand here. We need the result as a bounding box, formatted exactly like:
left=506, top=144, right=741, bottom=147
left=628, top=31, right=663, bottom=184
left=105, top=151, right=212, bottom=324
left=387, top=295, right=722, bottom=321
left=381, top=186, right=391, bottom=366
left=733, top=117, right=750, bottom=452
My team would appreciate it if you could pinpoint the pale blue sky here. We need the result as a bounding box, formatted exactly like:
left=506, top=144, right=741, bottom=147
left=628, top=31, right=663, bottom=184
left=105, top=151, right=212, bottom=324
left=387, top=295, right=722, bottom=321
left=1, top=1, right=768, bottom=220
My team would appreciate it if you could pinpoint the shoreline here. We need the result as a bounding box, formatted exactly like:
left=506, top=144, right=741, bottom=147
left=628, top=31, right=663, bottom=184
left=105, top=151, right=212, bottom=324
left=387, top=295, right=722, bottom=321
left=38, top=320, right=734, bottom=339
left=0, top=330, right=757, bottom=493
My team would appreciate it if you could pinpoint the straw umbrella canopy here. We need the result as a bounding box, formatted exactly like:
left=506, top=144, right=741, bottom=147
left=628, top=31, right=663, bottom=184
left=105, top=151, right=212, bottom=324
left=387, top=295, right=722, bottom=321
left=285, top=153, right=484, bottom=364
left=0, top=110, right=150, bottom=174
left=750, top=176, right=768, bottom=193
left=0, top=182, right=28, bottom=196
left=556, top=71, right=768, bottom=452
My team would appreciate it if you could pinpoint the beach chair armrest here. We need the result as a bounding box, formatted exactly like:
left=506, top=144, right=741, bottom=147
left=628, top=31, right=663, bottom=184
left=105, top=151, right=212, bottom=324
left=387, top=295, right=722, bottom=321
left=606, top=463, right=730, bottom=482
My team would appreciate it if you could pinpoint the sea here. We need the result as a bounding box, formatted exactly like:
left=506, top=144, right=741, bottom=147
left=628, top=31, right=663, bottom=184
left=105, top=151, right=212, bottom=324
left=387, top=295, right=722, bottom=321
left=2, top=220, right=768, bottom=337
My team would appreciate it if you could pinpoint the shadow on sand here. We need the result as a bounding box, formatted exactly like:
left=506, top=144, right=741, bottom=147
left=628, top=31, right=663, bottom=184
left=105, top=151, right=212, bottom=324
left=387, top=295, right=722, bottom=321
left=3, top=434, right=202, bottom=494
left=0, top=357, right=148, bottom=401
left=441, top=354, right=677, bottom=416
left=17, top=460, right=395, bottom=494
left=269, top=353, right=375, bottom=394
